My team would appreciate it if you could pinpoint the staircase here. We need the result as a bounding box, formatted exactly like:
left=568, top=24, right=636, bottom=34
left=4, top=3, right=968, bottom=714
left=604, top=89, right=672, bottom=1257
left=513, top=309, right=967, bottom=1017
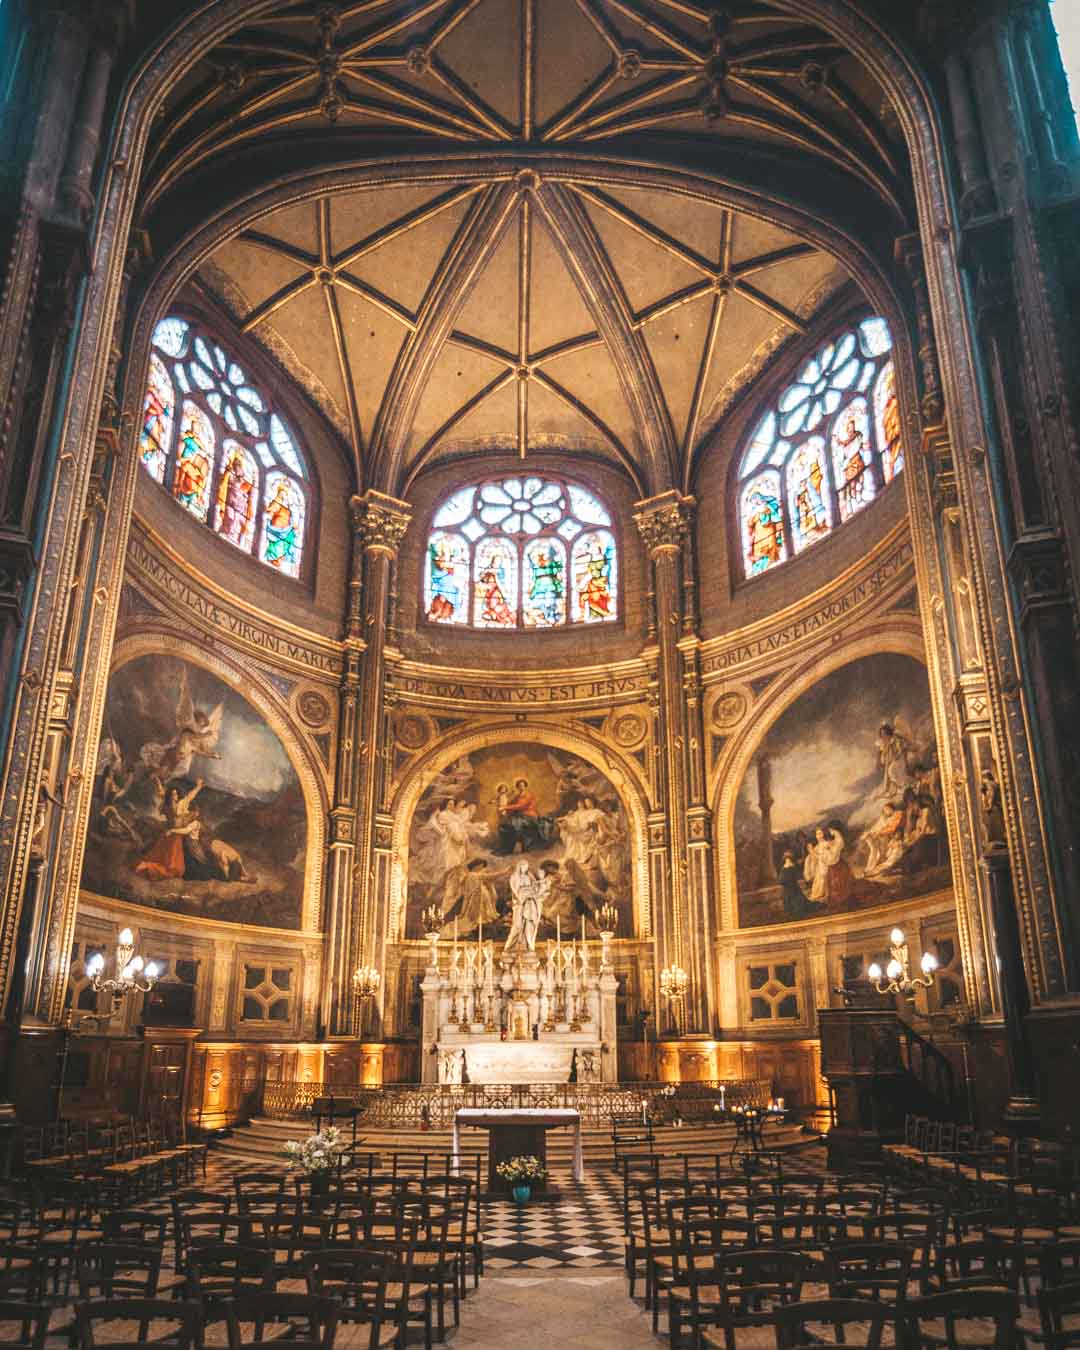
left=212, top=1115, right=818, bottom=1169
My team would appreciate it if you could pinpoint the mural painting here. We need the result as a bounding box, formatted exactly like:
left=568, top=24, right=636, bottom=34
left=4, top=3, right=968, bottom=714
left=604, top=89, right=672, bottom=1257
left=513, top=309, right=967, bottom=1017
left=734, top=653, right=949, bottom=929
left=81, top=654, right=306, bottom=928
left=405, top=743, right=633, bottom=940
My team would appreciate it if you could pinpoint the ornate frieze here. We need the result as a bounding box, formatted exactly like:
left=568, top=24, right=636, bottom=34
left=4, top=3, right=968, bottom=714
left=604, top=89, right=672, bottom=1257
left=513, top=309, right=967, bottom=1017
left=125, top=528, right=343, bottom=681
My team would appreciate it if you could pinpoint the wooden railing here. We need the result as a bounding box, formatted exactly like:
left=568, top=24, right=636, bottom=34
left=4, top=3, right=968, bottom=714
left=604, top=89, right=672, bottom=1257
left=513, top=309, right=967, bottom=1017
left=260, top=1079, right=771, bottom=1127
left=898, top=1021, right=958, bottom=1113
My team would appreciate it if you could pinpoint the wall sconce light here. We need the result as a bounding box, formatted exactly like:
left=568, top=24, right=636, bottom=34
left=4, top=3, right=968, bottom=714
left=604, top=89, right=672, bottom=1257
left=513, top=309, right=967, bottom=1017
left=868, top=927, right=938, bottom=997
left=84, top=927, right=160, bottom=1015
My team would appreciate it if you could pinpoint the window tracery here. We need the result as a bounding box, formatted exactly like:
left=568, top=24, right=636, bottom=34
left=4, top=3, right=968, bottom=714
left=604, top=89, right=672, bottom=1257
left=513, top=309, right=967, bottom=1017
left=425, top=476, right=617, bottom=630
left=737, top=317, right=900, bottom=578
left=138, top=317, right=309, bottom=577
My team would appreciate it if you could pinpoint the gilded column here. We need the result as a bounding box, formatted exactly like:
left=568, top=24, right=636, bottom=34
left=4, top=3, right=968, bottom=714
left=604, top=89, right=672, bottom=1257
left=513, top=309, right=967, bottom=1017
left=322, top=532, right=364, bottom=1036
left=344, top=489, right=410, bottom=1038
left=634, top=492, right=708, bottom=1033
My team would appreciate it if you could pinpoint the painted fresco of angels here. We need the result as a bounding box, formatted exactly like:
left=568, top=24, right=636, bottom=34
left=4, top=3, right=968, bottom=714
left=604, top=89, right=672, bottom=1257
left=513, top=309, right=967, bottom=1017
left=138, top=671, right=224, bottom=788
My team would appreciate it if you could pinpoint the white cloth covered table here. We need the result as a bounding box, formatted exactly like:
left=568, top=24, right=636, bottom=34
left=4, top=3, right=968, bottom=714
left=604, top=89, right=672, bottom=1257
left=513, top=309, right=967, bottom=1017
left=452, top=1107, right=584, bottom=1183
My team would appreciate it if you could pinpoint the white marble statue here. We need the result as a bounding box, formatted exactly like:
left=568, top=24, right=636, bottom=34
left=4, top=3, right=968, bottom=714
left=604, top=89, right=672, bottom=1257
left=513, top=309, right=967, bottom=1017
left=504, top=859, right=544, bottom=956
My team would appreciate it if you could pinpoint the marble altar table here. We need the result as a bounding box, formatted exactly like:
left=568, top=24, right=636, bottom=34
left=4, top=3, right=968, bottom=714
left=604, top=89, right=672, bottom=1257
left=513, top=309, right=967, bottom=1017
left=452, top=1107, right=584, bottom=1196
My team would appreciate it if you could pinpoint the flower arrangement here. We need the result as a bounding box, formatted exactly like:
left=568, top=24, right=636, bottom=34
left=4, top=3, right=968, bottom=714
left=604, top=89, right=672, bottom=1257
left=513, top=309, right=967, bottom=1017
left=283, top=1126, right=348, bottom=1174
left=496, top=1154, right=546, bottom=1185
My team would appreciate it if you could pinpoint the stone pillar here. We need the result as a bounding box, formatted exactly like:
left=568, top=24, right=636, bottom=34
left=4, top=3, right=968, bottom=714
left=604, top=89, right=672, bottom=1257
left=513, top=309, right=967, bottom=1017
left=322, top=533, right=363, bottom=1037
left=341, top=490, right=411, bottom=1038
left=634, top=491, right=714, bottom=1034
left=56, top=2, right=132, bottom=224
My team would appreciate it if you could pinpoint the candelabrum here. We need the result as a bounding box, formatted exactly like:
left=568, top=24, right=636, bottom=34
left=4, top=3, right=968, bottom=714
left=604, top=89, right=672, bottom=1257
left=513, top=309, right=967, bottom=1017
left=352, top=965, right=380, bottom=1038
left=423, top=906, right=441, bottom=970
left=84, top=928, right=160, bottom=1017
left=867, top=928, right=938, bottom=997
left=660, top=964, right=689, bottom=1002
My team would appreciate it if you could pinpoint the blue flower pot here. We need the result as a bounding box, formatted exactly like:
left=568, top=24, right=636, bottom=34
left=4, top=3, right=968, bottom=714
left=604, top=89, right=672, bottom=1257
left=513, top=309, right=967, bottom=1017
left=512, top=1184, right=531, bottom=1203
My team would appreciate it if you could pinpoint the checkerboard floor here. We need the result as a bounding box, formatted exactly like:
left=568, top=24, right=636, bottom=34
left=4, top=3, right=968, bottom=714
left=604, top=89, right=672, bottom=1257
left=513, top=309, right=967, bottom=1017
left=482, top=1165, right=626, bottom=1270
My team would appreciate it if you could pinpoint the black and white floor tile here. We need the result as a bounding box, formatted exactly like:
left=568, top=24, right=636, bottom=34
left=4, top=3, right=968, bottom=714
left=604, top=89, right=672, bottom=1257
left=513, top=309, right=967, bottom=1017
left=481, top=1165, right=625, bottom=1270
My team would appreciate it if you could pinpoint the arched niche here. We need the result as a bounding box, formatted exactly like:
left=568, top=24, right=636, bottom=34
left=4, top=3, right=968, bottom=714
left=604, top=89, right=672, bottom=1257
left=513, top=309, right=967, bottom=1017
left=388, top=721, right=653, bottom=944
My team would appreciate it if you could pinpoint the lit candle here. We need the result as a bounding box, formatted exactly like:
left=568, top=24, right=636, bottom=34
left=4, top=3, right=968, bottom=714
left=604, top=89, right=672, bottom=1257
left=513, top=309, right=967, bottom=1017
left=556, top=915, right=561, bottom=950
left=478, top=919, right=483, bottom=949
left=581, top=914, right=586, bottom=946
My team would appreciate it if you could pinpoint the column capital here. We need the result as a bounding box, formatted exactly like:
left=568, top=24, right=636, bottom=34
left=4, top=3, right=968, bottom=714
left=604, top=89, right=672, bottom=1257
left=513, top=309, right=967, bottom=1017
left=633, top=490, right=695, bottom=557
left=349, top=489, right=411, bottom=556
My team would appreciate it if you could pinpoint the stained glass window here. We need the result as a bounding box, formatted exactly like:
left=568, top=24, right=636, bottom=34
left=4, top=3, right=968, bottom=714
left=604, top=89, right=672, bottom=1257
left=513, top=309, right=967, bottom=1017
left=425, top=476, right=617, bottom=629
left=138, top=314, right=310, bottom=577
left=736, top=315, right=899, bottom=578
left=139, top=354, right=174, bottom=484
left=260, top=472, right=306, bottom=577
left=473, top=536, right=517, bottom=628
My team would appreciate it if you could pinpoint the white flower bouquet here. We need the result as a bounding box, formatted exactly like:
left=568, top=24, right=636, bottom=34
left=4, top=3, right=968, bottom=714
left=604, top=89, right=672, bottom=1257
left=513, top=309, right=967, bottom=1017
left=496, top=1154, right=546, bottom=1185
left=283, top=1125, right=348, bottom=1174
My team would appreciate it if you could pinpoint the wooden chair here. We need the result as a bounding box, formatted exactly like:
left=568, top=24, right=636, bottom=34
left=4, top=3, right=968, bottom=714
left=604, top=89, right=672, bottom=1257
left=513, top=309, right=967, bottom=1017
left=824, top=1242, right=914, bottom=1305
left=0, top=1243, right=45, bottom=1302
left=185, top=1243, right=276, bottom=1304
left=771, top=1297, right=889, bottom=1350
left=900, top=1289, right=1022, bottom=1350
left=303, top=1249, right=409, bottom=1350
left=233, top=1172, right=290, bottom=1217
left=936, top=1239, right=1021, bottom=1295
left=102, top=1210, right=169, bottom=1248
left=423, top=1173, right=479, bottom=1293
left=679, top=1247, right=812, bottom=1350
left=1041, top=1239, right=1080, bottom=1288
left=223, top=1292, right=339, bottom=1350
left=75, top=1242, right=164, bottom=1300
left=0, top=1299, right=50, bottom=1350
left=170, top=1188, right=231, bottom=1266
left=1038, top=1280, right=1080, bottom=1350
left=74, top=1298, right=202, bottom=1350
left=862, top=1209, right=942, bottom=1293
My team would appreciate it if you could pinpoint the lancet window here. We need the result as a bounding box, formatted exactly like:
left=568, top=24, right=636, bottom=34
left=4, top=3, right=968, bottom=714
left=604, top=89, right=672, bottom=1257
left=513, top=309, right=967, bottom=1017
left=737, top=317, right=901, bottom=579
left=138, top=316, right=309, bottom=578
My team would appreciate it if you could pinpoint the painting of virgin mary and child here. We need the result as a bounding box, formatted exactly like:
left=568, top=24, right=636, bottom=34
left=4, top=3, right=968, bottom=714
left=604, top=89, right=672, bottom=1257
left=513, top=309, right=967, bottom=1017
left=734, top=653, right=951, bottom=929
left=405, top=742, right=634, bottom=940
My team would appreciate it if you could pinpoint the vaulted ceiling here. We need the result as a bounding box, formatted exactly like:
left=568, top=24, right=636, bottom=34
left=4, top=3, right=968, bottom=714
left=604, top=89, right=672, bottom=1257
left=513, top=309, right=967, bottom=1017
left=140, top=0, right=911, bottom=496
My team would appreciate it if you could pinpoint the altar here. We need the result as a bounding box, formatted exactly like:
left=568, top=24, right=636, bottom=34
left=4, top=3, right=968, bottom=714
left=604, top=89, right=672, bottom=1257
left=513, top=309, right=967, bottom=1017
left=452, top=1107, right=584, bottom=1196
left=420, top=919, right=620, bottom=1085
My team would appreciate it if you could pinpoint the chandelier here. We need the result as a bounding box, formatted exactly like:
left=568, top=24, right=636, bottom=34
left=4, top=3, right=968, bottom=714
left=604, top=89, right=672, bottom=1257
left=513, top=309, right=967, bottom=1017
left=660, top=965, right=689, bottom=1002
left=352, top=966, right=381, bottom=1001
left=84, top=928, right=160, bottom=1013
left=868, top=928, right=938, bottom=997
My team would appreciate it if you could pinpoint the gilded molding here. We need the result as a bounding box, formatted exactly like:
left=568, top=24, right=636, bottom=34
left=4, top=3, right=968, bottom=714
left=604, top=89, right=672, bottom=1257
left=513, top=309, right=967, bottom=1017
left=125, top=524, right=344, bottom=681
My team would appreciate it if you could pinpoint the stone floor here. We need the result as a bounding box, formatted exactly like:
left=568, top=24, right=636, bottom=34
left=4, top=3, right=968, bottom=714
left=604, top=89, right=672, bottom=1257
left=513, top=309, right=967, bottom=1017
left=446, top=1272, right=658, bottom=1350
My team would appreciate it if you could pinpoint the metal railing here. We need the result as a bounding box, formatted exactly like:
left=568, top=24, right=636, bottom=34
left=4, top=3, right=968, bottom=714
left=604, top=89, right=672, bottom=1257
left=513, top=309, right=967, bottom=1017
left=261, top=1078, right=771, bottom=1127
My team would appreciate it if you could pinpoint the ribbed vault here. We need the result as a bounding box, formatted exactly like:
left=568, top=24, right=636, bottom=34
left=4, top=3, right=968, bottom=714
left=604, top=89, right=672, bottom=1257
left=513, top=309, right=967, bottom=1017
left=137, top=0, right=910, bottom=496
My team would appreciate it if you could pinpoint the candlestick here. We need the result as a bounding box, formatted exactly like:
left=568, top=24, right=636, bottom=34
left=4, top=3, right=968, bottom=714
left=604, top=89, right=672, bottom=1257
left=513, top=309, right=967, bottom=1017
left=556, top=915, right=560, bottom=951
left=581, top=913, right=586, bottom=946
